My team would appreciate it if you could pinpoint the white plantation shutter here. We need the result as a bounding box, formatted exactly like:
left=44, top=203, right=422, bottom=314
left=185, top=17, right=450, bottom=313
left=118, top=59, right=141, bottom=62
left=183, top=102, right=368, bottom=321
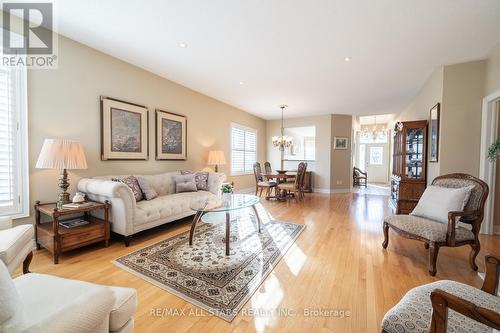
left=231, top=123, right=257, bottom=175
left=0, top=63, right=28, bottom=217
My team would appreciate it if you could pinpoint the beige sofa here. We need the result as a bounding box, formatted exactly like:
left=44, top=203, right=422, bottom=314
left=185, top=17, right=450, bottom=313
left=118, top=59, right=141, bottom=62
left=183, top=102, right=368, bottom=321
left=77, top=171, right=225, bottom=245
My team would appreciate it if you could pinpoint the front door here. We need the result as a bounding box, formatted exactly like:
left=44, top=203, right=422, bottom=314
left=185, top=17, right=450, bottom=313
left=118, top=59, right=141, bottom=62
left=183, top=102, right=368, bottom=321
left=359, top=143, right=389, bottom=184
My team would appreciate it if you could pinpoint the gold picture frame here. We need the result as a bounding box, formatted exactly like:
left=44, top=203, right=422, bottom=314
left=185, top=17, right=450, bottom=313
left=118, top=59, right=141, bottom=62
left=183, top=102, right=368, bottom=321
left=100, top=96, right=149, bottom=160
left=155, top=109, right=187, bottom=160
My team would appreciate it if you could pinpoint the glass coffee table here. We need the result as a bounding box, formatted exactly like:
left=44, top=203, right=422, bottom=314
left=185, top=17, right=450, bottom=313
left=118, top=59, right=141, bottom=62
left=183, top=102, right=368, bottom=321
left=189, top=194, right=261, bottom=255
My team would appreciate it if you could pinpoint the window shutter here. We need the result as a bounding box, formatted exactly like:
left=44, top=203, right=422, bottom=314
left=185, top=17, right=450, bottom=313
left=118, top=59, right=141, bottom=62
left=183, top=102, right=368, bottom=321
left=0, top=63, right=28, bottom=217
left=230, top=124, right=257, bottom=175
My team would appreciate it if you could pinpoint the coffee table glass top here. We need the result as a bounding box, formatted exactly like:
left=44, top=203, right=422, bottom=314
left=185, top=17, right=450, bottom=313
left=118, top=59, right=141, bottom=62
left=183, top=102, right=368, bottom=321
left=190, top=194, right=259, bottom=213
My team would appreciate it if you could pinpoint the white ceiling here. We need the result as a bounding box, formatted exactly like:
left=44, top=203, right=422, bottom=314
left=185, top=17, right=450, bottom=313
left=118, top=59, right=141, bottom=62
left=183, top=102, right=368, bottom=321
left=50, top=0, right=500, bottom=120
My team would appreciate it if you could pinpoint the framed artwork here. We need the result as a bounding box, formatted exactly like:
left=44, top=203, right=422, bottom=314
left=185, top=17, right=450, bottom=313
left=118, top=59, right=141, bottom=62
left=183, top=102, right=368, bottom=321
left=429, top=103, right=440, bottom=162
left=155, top=109, right=187, bottom=160
left=100, top=96, right=149, bottom=160
left=334, top=136, right=348, bottom=150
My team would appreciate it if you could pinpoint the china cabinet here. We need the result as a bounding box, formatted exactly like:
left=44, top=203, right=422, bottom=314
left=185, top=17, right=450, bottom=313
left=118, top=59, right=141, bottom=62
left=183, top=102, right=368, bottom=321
left=390, top=120, right=428, bottom=214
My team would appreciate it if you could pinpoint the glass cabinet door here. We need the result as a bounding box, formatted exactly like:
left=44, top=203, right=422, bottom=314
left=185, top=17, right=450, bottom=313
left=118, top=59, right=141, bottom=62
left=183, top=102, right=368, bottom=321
left=405, top=127, right=424, bottom=179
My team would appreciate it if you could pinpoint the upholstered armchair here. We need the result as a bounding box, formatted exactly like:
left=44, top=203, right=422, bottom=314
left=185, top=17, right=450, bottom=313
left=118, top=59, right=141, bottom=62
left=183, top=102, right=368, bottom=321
left=353, top=167, right=367, bottom=187
left=381, top=255, right=500, bottom=333
left=0, top=217, right=35, bottom=275
left=0, top=260, right=137, bottom=333
left=382, top=173, right=489, bottom=276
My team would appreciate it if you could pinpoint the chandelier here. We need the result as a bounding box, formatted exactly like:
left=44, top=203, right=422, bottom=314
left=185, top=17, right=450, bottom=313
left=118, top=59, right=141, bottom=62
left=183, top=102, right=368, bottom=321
left=272, top=105, right=293, bottom=151
left=361, top=116, right=386, bottom=141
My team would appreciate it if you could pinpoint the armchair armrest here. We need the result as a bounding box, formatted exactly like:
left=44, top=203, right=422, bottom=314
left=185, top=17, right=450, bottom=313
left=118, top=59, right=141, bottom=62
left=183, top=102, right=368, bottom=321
left=481, top=255, right=500, bottom=295
left=77, top=178, right=137, bottom=236
left=429, top=289, right=500, bottom=333
left=446, top=210, right=478, bottom=246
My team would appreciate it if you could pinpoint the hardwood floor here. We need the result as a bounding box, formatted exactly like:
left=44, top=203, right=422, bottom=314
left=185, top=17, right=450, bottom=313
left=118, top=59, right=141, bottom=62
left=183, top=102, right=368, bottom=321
left=18, top=192, right=500, bottom=333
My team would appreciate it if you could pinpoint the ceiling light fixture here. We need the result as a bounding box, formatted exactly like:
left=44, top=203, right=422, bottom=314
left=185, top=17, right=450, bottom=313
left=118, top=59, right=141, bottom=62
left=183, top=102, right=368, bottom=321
left=344, top=57, right=352, bottom=62
left=272, top=105, right=293, bottom=169
left=239, top=81, right=245, bottom=85
left=178, top=42, right=187, bottom=48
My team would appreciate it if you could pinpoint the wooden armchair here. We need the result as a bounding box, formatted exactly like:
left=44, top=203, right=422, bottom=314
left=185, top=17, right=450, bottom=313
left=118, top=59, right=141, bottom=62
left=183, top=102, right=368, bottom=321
left=353, top=167, right=367, bottom=187
left=383, top=173, right=489, bottom=276
left=381, top=255, right=500, bottom=333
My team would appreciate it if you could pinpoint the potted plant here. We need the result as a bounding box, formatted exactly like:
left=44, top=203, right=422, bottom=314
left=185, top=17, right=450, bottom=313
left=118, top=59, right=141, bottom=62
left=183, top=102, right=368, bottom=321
left=488, top=138, right=500, bottom=161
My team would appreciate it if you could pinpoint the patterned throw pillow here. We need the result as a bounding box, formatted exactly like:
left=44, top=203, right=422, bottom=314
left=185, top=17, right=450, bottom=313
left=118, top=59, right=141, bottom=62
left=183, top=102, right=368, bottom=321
left=112, top=176, right=144, bottom=202
left=136, top=176, right=158, bottom=200
left=181, top=171, right=209, bottom=191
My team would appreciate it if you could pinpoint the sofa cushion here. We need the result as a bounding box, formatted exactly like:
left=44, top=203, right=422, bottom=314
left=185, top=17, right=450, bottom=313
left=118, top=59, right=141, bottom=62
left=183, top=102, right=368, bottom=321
left=174, top=174, right=197, bottom=193
left=136, top=176, right=158, bottom=201
left=0, top=261, right=22, bottom=325
left=381, top=280, right=500, bottom=333
left=136, top=172, right=179, bottom=196
left=135, top=191, right=216, bottom=225
left=109, top=286, right=137, bottom=332
left=0, top=224, right=33, bottom=264
left=181, top=171, right=209, bottom=191
left=385, top=215, right=474, bottom=242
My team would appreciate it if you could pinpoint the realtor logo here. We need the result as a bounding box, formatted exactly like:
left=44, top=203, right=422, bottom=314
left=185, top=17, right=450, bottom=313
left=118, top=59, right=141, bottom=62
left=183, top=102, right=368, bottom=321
left=1, top=2, right=57, bottom=68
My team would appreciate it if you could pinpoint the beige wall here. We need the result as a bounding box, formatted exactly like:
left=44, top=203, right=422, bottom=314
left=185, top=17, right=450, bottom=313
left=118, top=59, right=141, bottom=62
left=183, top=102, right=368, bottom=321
left=266, top=115, right=332, bottom=191
left=440, top=61, right=486, bottom=177
left=21, top=34, right=266, bottom=223
left=394, top=67, right=443, bottom=184
left=485, top=43, right=500, bottom=96
left=331, top=114, right=353, bottom=190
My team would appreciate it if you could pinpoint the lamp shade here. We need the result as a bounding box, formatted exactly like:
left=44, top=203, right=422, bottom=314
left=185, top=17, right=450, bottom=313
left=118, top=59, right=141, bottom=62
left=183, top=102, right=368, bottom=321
left=35, top=139, right=88, bottom=170
left=207, top=150, right=226, bottom=165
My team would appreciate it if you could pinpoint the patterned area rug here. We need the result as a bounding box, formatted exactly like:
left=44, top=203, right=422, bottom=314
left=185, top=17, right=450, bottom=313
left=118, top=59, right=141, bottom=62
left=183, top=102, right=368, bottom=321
left=113, top=210, right=304, bottom=321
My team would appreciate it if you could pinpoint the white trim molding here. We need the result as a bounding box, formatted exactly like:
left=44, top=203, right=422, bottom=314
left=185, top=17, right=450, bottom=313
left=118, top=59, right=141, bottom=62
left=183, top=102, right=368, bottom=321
left=494, top=226, right=500, bottom=235
left=479, top=90, right=500, bottom=235
left=313, top=188, right=351, bottom=194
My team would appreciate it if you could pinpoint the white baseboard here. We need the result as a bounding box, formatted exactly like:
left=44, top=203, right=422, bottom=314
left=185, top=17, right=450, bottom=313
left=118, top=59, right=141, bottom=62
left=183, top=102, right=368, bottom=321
left=312, top=188, right=351, bottom=194
left=494, top=226, right=500, bottom=235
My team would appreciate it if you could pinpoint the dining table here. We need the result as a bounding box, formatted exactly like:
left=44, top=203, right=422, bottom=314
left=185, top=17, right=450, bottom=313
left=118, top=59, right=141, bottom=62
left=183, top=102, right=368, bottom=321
left=261, top=171, right=296, bottom=200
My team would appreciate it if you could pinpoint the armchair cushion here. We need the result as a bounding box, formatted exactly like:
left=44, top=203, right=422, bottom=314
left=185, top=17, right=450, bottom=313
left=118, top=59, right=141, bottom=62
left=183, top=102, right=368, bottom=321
left=0, top=261, right=22, bottom=326
left=385, top=215, right=474, bottom=242
left=410, top=185, right=474, bottom=224
left=0, top=225, right=34, bottom=265
left=382, top=280, right=500, bottom=333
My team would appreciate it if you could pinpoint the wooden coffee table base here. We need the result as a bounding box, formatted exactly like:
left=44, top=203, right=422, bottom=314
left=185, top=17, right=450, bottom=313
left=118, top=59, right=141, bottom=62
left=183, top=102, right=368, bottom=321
left=188, top=204, right=262, bottom=256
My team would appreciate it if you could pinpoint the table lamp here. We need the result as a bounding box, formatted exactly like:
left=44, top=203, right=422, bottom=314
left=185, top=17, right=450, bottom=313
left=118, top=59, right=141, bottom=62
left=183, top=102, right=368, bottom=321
left=35, top=139, right=88, bottom=208
left=207, top=150, right=226, bottom=172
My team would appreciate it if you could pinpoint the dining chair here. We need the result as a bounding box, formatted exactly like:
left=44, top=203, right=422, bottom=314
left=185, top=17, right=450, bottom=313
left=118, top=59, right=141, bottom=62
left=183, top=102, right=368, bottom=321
left=253, top=162, right=276, bottom=197
left=299, top=162, right=308, bottom=199
left=264, top=162, right=272, bottom=174
left=277, top=162, right=307, bottom=202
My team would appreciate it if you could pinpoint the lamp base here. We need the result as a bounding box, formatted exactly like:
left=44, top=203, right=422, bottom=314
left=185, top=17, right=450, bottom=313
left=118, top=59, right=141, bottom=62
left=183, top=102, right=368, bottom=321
left=57, top=169, right=71, bottom=209
left=214, top=165, right=219, bottom=173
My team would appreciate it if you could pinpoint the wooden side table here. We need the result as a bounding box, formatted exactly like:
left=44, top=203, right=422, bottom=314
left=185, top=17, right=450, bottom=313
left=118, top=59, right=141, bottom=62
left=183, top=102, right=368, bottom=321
left=34, top=200, right=111, bottom=264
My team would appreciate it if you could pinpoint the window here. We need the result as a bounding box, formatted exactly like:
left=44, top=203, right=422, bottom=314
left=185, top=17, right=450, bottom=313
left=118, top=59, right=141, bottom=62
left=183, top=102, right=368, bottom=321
left=303, top=136, right=315, bottom=160
left=369, top=147, right=383, bottom=165
left=230, top=123, right=257, bottom=175
left=0, top=63, right=28, bottom=217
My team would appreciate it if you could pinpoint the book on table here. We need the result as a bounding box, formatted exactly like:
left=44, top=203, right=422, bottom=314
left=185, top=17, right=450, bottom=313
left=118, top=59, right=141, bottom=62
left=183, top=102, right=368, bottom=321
left=61, top=202, right=93, bottom=209
left=59, top=218, right=89, bottom=228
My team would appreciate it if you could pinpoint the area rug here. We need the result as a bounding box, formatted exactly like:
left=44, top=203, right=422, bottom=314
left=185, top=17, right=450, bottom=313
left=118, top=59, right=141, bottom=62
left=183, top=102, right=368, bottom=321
left=113, top=210, right=305, bottom=321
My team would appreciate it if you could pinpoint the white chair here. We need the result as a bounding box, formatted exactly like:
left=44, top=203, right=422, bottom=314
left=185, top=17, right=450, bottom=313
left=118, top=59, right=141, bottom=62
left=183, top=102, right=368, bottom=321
left=0, top=217, right=35, bottom=275
left=0, top=260, right=137, bottom=333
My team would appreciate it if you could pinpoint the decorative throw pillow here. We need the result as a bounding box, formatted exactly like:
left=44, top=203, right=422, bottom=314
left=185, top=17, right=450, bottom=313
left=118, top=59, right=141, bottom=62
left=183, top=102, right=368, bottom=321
left=410, top=185, right=474, bottom=224
left=113, top=176, right=143, bottom=202
left=136, top=176, right=158, bottom=200
left=181, top=170, right=209, bottom=191
left=174, top=174, right=197, bottom=193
